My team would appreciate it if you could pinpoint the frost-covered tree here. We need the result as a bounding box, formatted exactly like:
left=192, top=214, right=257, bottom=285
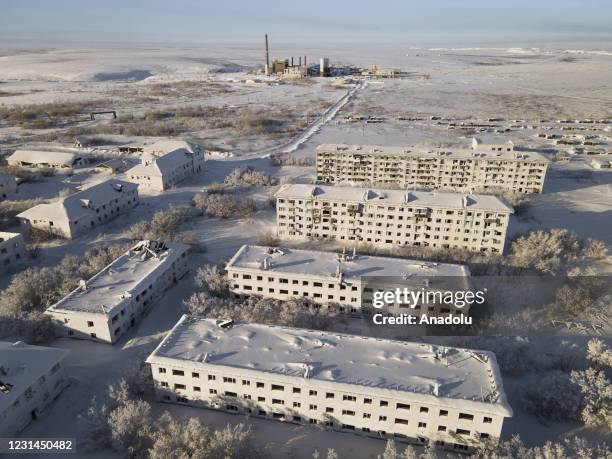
left=522, top=371, right=581, bottom=421
left=108, top=399, right=152, bottom=457
left=475, top=435, right=611, bottom=459
left=194, top=265, right=230, bottom=297
left=570, top=367, right=612, bottom=429
left=379, top=440, right=398, bottom=459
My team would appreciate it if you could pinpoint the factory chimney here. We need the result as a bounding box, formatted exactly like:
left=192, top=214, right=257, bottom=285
left=264, top=34, right=270, bottom=75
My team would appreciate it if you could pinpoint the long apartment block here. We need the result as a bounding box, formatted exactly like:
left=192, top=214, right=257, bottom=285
left=316, top=143, right=549, bottom=193
left=45, top=240, right=189, bottom=344
left=147, top=315, right=512, bottom=452
left=226, top=245, right=471, bottom=316
left=276, top=184, right=513, bottom=253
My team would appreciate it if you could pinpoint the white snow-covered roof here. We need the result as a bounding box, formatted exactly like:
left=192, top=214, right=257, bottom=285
left=126, top=140, right=201, bottom=178
left=143, top=139, right=198, bottom=155
left=17, top=179, right=138, bottom=223
left=0, top=341, right=67, bottom=413
left=0, top=232, right=22, bottom=244
left=226, top=245, right=470, bottom=283
left=276, top=184, right=514, bottom=213
left=316, top=144, right=548, bottom=163
left=47, top=241, right=189, bottom=316
left=7, top=150, right=79, bottom=166
left=147, top=315, right=513, bottom=416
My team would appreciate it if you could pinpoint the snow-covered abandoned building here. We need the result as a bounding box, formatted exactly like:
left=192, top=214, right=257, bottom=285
left=126, top=140, right=204, bottom=192
left=147, top=315, right=512, bottom=451
left=0, top=232, right=27, bottom=275
left=17, top=179, right=139, bottom=239
left=7, top=150, right=84, bottom=171
left=316, top=144, right=549, bottom=194
left=0, top=341, right=68, bottom=437
left=276, top=184, right=513, bottom=254
left=226, top=245, right=471, bottom=316
left=45, top=240, right=189, bottom=344
left=0, top=173, right=18, bottom=199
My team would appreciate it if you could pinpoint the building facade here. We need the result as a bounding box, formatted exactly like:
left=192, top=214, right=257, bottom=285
left=226, top=245, right=471, bottom=316
left=0, top=173, right=18, bottom=199
left=276, top=184, right=513, bottom=254
left=0, top=341, right=68, bottom=437
left=0, top=232, right=27, bottom=275
left=126, top=140, right=204, bottom=192
left=45, top=240, right=189, bottom=344
left=17, top=180, right=139, bottom=239
left=147, top=316, right=512, bottom=451
left=316, top=143, right=549, bottom=194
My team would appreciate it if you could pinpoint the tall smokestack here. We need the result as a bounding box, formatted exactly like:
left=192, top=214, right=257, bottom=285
left=264, top=34, right=270, bottom=75
left=304, top=55, right=307, bottom=66
left=299, top=56, right=302, bottom=66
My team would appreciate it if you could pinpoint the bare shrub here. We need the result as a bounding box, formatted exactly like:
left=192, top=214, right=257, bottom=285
left=270, top=153, right=315, bottom=167
left=126, top=207, right=192, bottom=241
left=256, top=231, right=280, bottom=247
left=223, top=166, right=278, bottom=188
left=521, top=371, right=581, bottom=421
left=194, top=265, right=230, bottom=297
left=184, top=291, right=338, bottom=331
left=193, top=192, right=256, bottom=219
left=475, top=435, right=611, bottom=459
left=508, top=229, right=604, bottom=274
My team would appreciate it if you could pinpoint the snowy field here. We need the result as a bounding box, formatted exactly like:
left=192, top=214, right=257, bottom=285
left=1, top=42, right=611, bottom=457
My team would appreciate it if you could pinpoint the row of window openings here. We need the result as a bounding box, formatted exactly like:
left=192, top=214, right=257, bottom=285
left=234, top=274, right=358, bottom=290
left=158, top=371, right=491, bottom=423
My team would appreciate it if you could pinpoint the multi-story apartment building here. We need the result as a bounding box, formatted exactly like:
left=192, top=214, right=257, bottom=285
left=0, top=341, right=68, bottom=436
left=147, top=315, right=512, bottom=451
left=126, top=140, right=205, bottom=192
left=226, top=244, right=471, bottom=316
left=0, top=173, right=18, bottom=199
left=276, top=184, right=513, bottom=253
left=0, top=232, right=27, bottom=275
left=316, top=143, right=549, bottom=193
left=45, top=240, right=189, bottom=344
left=17, top=179, right=139, bottom=239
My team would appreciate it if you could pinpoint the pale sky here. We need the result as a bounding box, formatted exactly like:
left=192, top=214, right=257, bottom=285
left=2, top=0, right=612, bottom=44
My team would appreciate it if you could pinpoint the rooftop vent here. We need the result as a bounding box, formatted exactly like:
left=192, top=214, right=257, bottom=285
left=112, top=183, right=123, bottom=192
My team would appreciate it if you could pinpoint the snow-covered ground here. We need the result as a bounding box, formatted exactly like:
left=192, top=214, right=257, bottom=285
left=1, top=42, right=611, bottom=457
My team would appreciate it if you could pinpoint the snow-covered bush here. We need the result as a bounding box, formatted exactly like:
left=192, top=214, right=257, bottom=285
left=126, top=206, right=192, bottom=241
left=508, top=229, right=605, bottom=274
left=223, top=166, right=278, bottom=188
left=193, top=192, right=256, bottom=219
left=521, top=371, right=582, bottom=421
left=194, top=265, right=230, bottom=297
left=183, top=291, right=338, bottom=331
left=475, top=435, right=611, bottom=459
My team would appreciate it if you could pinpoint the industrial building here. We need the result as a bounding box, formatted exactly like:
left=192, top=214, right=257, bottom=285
left=147, top=315, right=512, bottom=451
left=7, top=150, right=84, bottom=171
left=0, top=232, right=27, bottom=275
left=126, top=140, right=204, bottom=192
left=17, top=179, right=139, bottom=239
left=316, top=143, right=549, bottom=194
left=0, top=341, right=68, bottom=437
left=276, top=184, right=513, bottom=254
left=225, top=245, right=471, bottom=316
left=45, top=240, right=189, bottom=344
left=0, top=173, right=18, bottom=199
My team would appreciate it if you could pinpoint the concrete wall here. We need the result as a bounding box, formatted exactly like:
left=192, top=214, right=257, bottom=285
left=0, top=361, right=68, bottom=437
left=149, top=361, right=505, bottom=451
left=277, top=197, right=511, bottom=254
